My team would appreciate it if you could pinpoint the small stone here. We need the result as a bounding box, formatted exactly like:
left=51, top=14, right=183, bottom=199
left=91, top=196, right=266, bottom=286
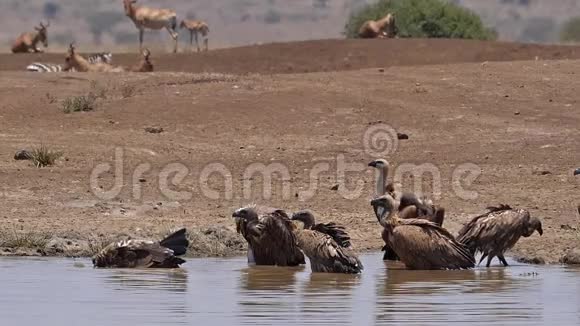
left=516, top=255, right=545, bottom=265
left=378, top=68, right=385, bottom=73
left=532, top=169, right=551, bottom=176
left=514, top=111, right=520, bottom=115
left=574, top=168, right=580, bottom=176
left=144, top=127, right=164, bottom=134
left=561, top=248, right=580, bottom=264
left=330, top=184, right=339, bottom=191
left=14, top=150, right=33, bottom=160
left=397, top=133, right=409, bottom=140
left=138, top=178, right=146, bottom=183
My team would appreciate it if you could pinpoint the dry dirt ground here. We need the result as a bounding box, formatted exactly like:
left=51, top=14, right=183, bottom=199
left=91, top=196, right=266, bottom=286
left=0, top=39, right=579, bottom=264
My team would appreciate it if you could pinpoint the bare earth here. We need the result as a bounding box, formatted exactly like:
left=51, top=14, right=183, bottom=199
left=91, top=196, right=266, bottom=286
left=0, top=39, right=579, bottom=264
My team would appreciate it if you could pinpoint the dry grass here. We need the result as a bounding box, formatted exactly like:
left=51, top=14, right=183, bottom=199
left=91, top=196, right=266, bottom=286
left=62, top=94, right=97, bottom=113
left=30, top=145, right=63, bottom=167
left=0, top=230, right=51, bottom=249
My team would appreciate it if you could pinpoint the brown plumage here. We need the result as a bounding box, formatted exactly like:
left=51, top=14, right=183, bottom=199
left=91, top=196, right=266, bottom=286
left=369, top=159, right=445, bottom=260
left=457, top=204, right=543, bottom=267
left=291, top=210, right=363, bottom=274
left=92, top=228, right=189, bottom=268
left=233, top=206, right=305, bottom=266
left=12, top=21, right=49, bottom=53
left=371, top=194, right=475, bottom=270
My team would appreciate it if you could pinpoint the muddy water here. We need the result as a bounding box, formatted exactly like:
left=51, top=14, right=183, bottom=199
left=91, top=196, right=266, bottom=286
left=1, top=254, right=579, bottom=326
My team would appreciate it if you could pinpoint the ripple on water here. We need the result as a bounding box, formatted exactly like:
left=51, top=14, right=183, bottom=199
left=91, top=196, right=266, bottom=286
left=0, top=254, right=579, bottom=326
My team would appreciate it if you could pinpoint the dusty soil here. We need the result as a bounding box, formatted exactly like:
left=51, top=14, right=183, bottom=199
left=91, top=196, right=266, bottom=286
left=0, top=39, right=579, bottom=263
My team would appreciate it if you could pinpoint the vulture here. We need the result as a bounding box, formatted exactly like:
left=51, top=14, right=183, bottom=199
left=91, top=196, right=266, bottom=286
left=92, top=228, right=189, bottom=268
left=370, top=194, right=475, bottom=270
left=291, top=210, right=363, bottom=274
left=368, top=159, right=445, bottom=260
left=232, top=206, right=305, bottom=266
left=456, top=204, right=543, bottom=267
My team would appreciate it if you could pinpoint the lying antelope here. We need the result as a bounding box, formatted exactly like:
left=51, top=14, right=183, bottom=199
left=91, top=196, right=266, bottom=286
left=123, top=0, right=179, bottom=53
left=11, top=21, right=50, bottom=53
left=180, top=20, right=209, bottom=52
left=63, top=43, right=124, bottom=73
left=358, top=13, right=398, bottom=39
left=27, top=53, right=112, bottom=72
left=130, top=48, right=154, bottom=72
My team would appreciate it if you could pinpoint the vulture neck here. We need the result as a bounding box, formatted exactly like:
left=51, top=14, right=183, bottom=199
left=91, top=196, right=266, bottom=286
left=376, top=165, right=389, bottom=196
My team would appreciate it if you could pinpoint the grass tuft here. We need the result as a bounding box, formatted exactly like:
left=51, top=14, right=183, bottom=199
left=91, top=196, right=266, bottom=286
left=62, top=94, right=97, bottom=113
left=30, top=145, right=63, bottom=167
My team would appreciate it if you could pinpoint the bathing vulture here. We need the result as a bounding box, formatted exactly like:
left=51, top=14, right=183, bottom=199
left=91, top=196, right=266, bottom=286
left=92, top=228, right=189, bottom=268
left=457, top=204, right=543, bottom=267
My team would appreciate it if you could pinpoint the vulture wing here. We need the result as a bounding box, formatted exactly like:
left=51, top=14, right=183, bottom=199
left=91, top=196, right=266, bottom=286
left=311, top=222, right=352, bottom=248
left=393, top=218, right=475, bottom=270
left=296, top=229, right=363, bottom=273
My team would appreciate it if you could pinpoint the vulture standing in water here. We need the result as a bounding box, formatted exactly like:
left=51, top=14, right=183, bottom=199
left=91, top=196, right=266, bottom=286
left=368, top=159, right=445, bottom=260
left=233, top=206, right=305, bottom=266
left=92, top=228, right=189, bottom=268
left=456, top=204, right=543, bottom=267
left=291, top=210, right=363, bottom=274
left=371, top=194, right=475, bottom=270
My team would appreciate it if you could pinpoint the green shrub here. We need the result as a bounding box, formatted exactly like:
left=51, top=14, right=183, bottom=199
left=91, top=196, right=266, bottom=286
left=560, top=17, right=580, bottom=42
left=344, top=0, right=496, bottom=40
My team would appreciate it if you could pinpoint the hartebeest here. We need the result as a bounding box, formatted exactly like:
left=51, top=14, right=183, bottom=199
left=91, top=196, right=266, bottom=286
left=130, top=48, right=154, bottom=72
left=180, top=19, right=209, bottom=52
left=63, top=43, right=124, bottom=73
left=11, top=21, right=50, bottom=53
left=358, top=13, right=398, bottom=39
left=123, top=0, right=179, bottom=53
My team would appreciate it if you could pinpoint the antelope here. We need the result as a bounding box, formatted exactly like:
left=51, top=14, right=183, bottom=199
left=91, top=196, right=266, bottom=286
left=123, top=0, right=179, bottom=53
left=11, top=21, right=50, bottom=53
left=130, top=48, right=154, bottom=72
left=358, top=13, right=398, bottom=39
left=27, top=53, right=113, bottom=72
left=180, top=19, right=209, bottom=52
left=63, top=43, right=124, bottom=73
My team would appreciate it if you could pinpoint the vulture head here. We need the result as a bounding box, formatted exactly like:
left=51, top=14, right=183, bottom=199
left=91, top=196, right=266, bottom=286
left=291, top=210, right=316, bottom=229
left=370, top=194, right=398, bottom=224
left=523, top=213, right=543, bottom=237
left=368, top=159, right=389, bottom=169
left=232, top=206, right=259, bottom=223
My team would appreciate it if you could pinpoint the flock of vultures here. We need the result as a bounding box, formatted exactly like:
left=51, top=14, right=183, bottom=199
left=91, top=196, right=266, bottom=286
left=92, top=158, right=544, bottom=272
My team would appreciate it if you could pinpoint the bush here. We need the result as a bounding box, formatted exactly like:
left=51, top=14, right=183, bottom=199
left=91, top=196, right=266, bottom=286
left=62, top=94, right=97, bottom=113
left=344, top=0, right=496, bottom=40
left=30, top=145, right=62, bottom=168
left=560, top=17, right=580, bottom=43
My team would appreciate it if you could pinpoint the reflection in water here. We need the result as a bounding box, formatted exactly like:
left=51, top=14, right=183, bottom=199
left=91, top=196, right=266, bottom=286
left=1, top=254, right=580, bottom=326
left=104, top=269, right=188, bottom=293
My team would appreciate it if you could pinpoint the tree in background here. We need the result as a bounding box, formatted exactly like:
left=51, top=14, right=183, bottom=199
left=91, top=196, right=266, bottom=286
left=560, top=17, right=580, bottom=43
left=344, top=0, right=496, bottom=40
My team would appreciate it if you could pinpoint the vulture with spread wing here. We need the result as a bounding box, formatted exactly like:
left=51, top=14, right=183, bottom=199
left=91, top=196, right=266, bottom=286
left=371, top=194, right=475, bottom=270
left=291, top=210, right=363, bottom=274
left=233, top=206, right=305, bottom=266
left=92, top=228, right=189, bottom=268
left=457, top=204, right=543, bottom=267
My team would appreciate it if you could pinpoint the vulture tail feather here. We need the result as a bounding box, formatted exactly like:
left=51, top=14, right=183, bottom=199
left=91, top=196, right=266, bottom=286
left=160, top=228, right=189, bottom=256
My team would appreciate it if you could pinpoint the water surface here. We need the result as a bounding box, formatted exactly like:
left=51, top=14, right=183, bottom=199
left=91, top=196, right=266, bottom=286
left=1, top=254, right=579, bottom=325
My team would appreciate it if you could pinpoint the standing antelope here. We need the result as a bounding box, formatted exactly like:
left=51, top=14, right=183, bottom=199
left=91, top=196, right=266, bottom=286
left=123, top=0, right=179, bottom=53
left=11, top=21, right=50, bottom=53
left=180, top=20, right=209, bottom=52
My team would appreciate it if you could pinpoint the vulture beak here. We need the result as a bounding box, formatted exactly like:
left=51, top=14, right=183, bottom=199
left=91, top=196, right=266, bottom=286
left=537, top=226, right=543, bottom=236
left=368, top=161, right=378, bottom=168
left=232, top=209, right=243, bottom=218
